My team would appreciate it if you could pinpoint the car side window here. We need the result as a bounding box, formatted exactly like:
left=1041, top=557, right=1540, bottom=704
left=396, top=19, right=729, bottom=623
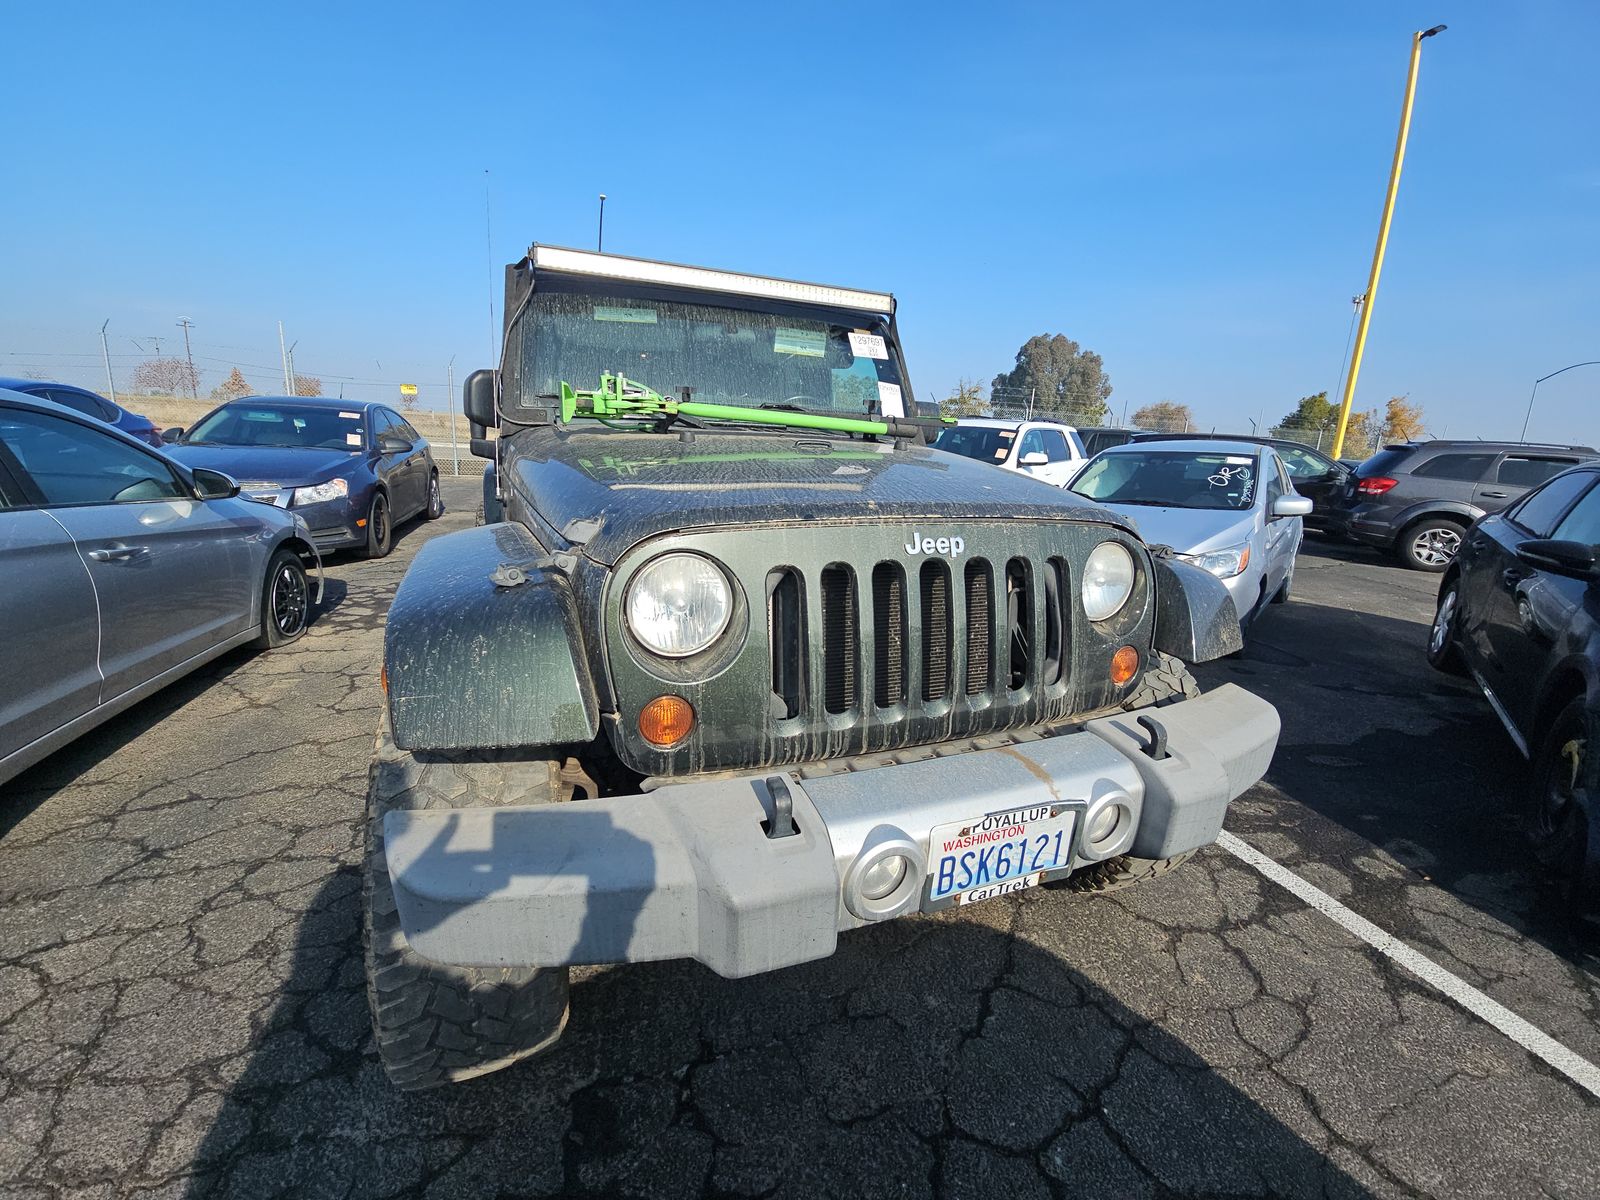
left=392, top=414, right=421, bottom=441
left=1017, top=428, right=1046, bottom=459
left=1278, top=446, right=1331, bottom=480
left=370, top=409, right=395, bottom=443
left=1068, top=430, right=1087, bottom=458
left=0, top=409, right=188, bottom=507
left=1410, top=452, right=1496, bottom=481
left=1497, top=455, right=1579, bottom=488
left=1550, top=478, right=1600, bottom=545
left=1264, top=455, right=1286, bottom=505
left=1038, top=429, right=1071, bottom=462
left=1507, top=471, right=1595, bottom=537
left=43, top=388, right=114, bottom=422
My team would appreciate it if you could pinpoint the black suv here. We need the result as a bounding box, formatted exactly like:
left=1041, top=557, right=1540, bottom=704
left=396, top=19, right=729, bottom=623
left=1329, top=440, right=1600, bottom=571
left=1131, top=433, right=1348, bottom=532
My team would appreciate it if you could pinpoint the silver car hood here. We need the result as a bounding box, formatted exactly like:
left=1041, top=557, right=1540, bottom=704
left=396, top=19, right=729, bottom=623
left=1091, top=504, right=1257, bottom=554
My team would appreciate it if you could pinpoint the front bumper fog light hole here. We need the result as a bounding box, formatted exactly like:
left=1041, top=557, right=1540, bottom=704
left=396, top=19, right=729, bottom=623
left=858, top=854, right=909, bottom=901
left=1087, top=805, right=1120, bottom=845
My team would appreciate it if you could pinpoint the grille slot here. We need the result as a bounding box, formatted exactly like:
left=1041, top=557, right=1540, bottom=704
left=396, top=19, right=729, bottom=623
left=920, top=561, right=951, bottom=702
left=821, top=565, right=858, bottom=714
left=872, top=564, right=906, bottom=708
left=964, top=561, right=992, bottom=696
left=1006, top=558, right=1032, bottom=691
left=768, top=569, right=804, bottom=719
left=1043, top=558, right=1067, bottom=687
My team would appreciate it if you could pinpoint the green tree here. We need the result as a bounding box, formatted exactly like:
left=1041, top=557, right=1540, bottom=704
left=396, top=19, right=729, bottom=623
left=1131, top=401, right=1193, bottom=431
left=1383, top=395, right=1425, bottom=441
left=1277, top=391, right=1334, bottom=431
left=990, top=334, right=1111, bottom=422
left=939, top=378, right=989, bottom=419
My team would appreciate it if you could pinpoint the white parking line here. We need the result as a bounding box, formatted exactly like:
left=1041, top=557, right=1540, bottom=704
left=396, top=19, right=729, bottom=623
left=1217, top=830, right=1600, bottom=1101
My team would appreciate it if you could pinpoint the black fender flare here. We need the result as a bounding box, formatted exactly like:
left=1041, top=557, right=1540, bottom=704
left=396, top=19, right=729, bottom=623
left=1151, top=556, right=1243, bottom=664
left=384, top=522, right=599, bottom=751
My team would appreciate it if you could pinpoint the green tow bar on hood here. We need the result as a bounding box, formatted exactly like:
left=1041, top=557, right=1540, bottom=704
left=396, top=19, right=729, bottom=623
left=558, top=374, right=950, bottom=442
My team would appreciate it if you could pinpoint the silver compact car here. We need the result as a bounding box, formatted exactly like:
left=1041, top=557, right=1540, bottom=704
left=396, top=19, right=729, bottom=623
left=0, top=389, right=324, bottom=787
left=1070, top=438, right=1312, bottom=631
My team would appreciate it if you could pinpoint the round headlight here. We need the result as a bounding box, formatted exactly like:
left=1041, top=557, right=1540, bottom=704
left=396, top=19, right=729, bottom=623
left=625, top=553, right=733, bottom=657
left=1082, top=542, right=1135, bottom=622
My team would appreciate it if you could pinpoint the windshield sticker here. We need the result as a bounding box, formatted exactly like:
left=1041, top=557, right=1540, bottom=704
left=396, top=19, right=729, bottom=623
left=1225, top=455, right=1253, bottom=464
left=346, top=433, right=363, bottom=446
left=773, top=327, right=826, bottom=357
left=848, top=331, right=888, bottom=360
left=593, top=305, right=658, bottom=324
left=339, top=411, right=360, bottom=419
left=877, top=382, right=905, bottom=418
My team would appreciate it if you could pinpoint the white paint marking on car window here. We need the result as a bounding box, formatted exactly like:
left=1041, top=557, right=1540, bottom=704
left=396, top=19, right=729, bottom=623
left=1216, top=830, right=1600, bottom=1101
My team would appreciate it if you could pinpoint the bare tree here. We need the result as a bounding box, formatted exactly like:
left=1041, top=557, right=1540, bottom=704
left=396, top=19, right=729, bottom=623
left=130, top=357, right=199, bottom=397
left=292, top=375, right=324, bottom=397
left=211, top=368, right=253, bottom=402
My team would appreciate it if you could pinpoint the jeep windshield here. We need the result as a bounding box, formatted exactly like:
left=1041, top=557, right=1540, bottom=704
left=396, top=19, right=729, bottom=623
left=512, top=292, right=904, bottom=420
left=1071, top=450, right=1261, bottom=510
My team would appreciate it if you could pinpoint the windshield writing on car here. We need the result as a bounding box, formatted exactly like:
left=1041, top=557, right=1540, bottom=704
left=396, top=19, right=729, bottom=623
left=516, top=293, right=902, bottom=418
left=1071, top=451, right=1260, bottom=510
left=186, top=406, right=365, bottom=450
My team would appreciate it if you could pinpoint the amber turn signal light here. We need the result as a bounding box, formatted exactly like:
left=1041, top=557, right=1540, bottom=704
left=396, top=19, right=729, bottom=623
left=639, top=695, right=695, bottom=748
left=1110, top=646, right=1140, bottom=686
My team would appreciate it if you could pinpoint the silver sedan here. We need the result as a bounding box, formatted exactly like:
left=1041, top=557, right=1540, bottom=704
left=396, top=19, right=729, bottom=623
left=0, top=389, right=324, bottom=786
left=1069, top=439, right=1312, bottom=631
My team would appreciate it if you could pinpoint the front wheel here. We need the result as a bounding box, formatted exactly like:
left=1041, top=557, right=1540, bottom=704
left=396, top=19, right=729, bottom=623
left=423, top=471, right=445, bottom=521
left=1400, top=519, right=1465, bottom=572
left=251, top=548, right=309, bottom=649
left=1527, top=697, right=1593, bottom=894
left=362, top=492, right=393, bottom=559
left=1427, top=578, right=1466, bottom=674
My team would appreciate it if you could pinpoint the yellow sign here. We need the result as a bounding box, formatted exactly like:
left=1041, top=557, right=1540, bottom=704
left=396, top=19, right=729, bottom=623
left=399, top=383, right=418, bottom=396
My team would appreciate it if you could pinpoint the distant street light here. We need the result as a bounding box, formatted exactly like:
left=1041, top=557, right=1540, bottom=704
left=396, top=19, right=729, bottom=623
left=598, top=193, right=607, bottom=253
left=1520, top=361, right=1600, bottom=442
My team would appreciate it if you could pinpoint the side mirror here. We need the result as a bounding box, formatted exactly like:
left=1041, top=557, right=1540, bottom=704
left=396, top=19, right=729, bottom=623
left=463, top=368, right=497, bottom=429
left=191, top=467, right=240, bottom=500
left=1271, top=495, right=1314, bottom=518
left=162, top=427, right=184, bottom=444
left=1517, top=538, right=1599, bottom=579
left=1020, top=451, right=1050, bottom=467
left=378, top=434, right=413, bottom=455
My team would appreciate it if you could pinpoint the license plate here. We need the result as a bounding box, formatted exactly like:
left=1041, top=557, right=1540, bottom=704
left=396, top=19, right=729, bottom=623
left=927, top=804, right=1076, bottom=905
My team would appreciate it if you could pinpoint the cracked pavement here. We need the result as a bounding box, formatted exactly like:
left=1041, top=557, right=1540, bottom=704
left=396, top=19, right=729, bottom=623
left=2, top=483, right=1597, bottom=1198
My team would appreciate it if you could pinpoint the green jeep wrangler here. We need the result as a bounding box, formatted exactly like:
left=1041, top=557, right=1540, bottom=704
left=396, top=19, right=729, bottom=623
left=366, top=244, right=1279, bottom=1089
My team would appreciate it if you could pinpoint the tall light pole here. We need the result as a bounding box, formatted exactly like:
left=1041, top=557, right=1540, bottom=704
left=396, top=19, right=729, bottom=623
left=1330, top=25, right=1447, bottom=460
left=1521, top=362, right=1600, bottom=442
left=99, top=320, right=118, bottom=404
left=278, top=321, right=292, bottom=393
left=176, top=317, right=197, bottom=398
left=446, top=355, right=460, bottom=476
left=597, top=193, right=607, bottom=252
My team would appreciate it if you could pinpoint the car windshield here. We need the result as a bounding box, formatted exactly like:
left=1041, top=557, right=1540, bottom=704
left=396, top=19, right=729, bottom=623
left=185, top=404, right=366, bottom=450
left=933, top=425, right=1014, bottom=463
left=514, top=292, right=904, bottom=418
left=1071, top=450, right=1261, bottom=510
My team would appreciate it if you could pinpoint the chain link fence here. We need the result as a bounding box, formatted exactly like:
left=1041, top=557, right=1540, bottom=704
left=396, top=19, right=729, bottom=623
left=1269, top=423, right=1382, bottom=462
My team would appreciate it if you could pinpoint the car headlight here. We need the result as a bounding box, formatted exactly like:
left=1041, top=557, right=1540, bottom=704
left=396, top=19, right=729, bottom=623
left=625, top=553, right=733, bottom=657
left=1178, top=542, right=1252, bottom=579
left=1083, top=541, right=1136, bottom=622
left=292, top=478, right=350, bottom=505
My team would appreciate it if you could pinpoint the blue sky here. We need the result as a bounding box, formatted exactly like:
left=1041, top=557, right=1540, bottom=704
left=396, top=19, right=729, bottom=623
left=3, top=1, right=1596, bottom=442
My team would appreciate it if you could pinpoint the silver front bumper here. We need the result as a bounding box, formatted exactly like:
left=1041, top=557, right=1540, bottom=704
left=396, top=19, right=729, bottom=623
left=383, top=684, right=1279, bottom=979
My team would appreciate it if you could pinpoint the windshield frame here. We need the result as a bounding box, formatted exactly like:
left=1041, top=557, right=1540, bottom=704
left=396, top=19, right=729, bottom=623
left=503, top=273, right=917, bottom=427
left=1069, top=449, right=1265, bottom=512
left=183, top=402, right=370, bottom=451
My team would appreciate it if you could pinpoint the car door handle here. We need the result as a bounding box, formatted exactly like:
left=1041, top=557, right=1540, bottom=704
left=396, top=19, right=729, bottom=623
left=1480, top=490, right=1510, bottom=499
left=87, top=543, right=149, bottom=562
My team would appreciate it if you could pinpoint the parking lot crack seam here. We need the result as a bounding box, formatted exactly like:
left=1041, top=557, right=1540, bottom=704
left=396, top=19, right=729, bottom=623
left=1217, top=830, right=1600, bottom=1103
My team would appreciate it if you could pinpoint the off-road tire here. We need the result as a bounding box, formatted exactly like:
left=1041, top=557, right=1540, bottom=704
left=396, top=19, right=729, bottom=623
left=364, top=720, right=571, bottom=1091
left=474, top=501, right=485, bottom=526
left=1048, top=651, right=1203, bottom=894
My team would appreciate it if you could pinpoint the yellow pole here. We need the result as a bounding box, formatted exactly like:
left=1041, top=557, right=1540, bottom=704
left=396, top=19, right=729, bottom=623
left=1330, top=26, right=1446, bottom=459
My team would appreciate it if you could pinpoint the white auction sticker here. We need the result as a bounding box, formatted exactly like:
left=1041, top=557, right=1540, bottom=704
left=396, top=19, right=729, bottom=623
left=877, top=382, right=905, bottom=417
left=346, top=433, right=363, bottom=446
left=339, top=411, right=360, bottom=419
left=848, top=331, right=888, bottom=359
left=774, top=327, right=826, bottom=357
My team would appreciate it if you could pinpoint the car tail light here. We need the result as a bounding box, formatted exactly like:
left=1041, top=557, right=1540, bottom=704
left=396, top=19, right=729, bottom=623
left=1356, top=476, right=1399, bottom=496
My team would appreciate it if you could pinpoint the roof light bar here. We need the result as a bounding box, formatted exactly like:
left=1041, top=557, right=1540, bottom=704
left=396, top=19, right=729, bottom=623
left=531, top=245, right=894, bottom=315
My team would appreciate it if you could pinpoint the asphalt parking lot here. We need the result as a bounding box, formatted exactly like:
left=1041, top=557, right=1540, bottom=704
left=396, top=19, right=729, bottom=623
left=3, top=481, right=1597, bottom=1199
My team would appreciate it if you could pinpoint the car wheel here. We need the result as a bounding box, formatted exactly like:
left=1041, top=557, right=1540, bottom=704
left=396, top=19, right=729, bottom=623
left=1273, top=557, right=1296, bottom=604
left=423, top=471, right=445, bottom=521
left=365, top=717, right=570, bottom=1090
left=1400, top=519, right=1465, bottom=572
left=1426, top=578, right=1467, bottom=674
left=252, top=548, right=310, bottom=649
left=362, top=492, right=393, bottom=559
left=1527, top=697, right=1593, bottom=894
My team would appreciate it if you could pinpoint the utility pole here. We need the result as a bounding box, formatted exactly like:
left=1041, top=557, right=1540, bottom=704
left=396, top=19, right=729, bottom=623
left=598, top=193, right=607, bottom=252
left=176, top=317, right=197, bottom=398
left=99, top=320, right=118, bottom=404
left=446, top=356, right=460, bottom=476
left=1330, top=25, right=1447, bottom=460
left=287, top=342, right=298, bottom=394
left=485, top=169, right=497, bottom=361
left=278, top=322, right=292, bottom=393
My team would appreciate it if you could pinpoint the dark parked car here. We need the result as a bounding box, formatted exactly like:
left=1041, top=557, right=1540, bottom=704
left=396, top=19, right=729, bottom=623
left=163, top=396, right=443, bottom=557
left=1078, top=426, right=1147, bottom=456
left=0, top=388, right=322, bottom=786
left=1427, top=463, right=1600, bottom=895
left=1329, top=440, right=1600, bottom=571
left=0, top=376, right=163, bottom=447
left=1132, top=432, right=1349, bottom=533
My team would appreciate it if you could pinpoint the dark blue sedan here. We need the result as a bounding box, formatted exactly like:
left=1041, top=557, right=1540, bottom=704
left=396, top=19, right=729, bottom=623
left=164, top=396, right=443, bottom=556
left=0, top=377, right=163, bottom=447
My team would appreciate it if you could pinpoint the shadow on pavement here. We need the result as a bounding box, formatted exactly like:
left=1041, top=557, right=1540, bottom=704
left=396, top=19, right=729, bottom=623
left=183, top=873, right=1373, bottom=1199
left=1202, top=597, right=1597, bottom=961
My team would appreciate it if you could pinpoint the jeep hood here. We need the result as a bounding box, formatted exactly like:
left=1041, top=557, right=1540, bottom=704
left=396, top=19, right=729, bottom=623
left=509, top=426, right=1133, bottom=564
